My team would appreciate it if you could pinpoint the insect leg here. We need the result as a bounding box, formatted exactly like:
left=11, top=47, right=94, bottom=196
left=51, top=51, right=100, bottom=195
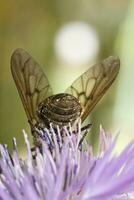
left=78, top=123, right=92, bottom=149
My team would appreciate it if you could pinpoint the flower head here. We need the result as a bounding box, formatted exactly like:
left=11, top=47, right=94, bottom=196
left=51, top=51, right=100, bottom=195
left=0, top=124, right=134, bottom=200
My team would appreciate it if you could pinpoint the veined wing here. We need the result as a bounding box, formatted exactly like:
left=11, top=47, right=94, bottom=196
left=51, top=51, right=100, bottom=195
left=65, top=56, right=120, bottom=122
left=11, top=48, right=53, bottom=126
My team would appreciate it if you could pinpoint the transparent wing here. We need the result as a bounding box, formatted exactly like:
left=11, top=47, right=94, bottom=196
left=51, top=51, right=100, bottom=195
left=11, top=48, right=53, bottom=126
left=65, top=56, right=120, bottom=122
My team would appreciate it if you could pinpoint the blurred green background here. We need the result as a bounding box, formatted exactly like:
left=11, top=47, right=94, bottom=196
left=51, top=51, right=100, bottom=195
left=0, top=0, right=134, bottom=154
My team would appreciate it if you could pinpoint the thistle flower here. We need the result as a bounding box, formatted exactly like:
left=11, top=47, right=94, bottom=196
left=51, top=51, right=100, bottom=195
left=0, top=124, right=134, bottom=200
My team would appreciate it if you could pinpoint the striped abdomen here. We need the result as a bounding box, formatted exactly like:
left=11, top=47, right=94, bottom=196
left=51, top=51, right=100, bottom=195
left=37, top=93, right=82, bottom=127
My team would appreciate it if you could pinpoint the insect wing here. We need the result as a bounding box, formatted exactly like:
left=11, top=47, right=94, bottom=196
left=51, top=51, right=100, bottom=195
left=11, top=48, right=53, bottom=126
left=65, top=56, right=120, bottom=122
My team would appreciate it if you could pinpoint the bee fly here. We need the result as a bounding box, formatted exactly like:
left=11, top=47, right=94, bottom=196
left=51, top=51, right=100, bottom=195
left=11, top=49, right=120, bottom=149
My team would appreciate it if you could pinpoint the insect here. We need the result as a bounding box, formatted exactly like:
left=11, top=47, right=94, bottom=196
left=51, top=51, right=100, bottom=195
left=11, top=48, right=120, bottom=149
